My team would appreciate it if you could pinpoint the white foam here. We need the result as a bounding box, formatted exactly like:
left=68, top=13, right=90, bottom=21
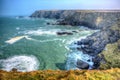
left=66, top=36, right=87, bottom=45
left=65, top=29, right=98, bottom=70
left=65, top=30, right=95, bottom=45
left=5, top=35, right=63, bottom=44
left=24, top=36, right=33, bottom=40
left=23, top=35, right=63, bottom=43
left=5, top=36, right=27, bottom=44
left=39, top=38, right=62, bottom=42
left=66, top=51, right=93, bottom=70
left=26, top=37, right=63, bottom=43
left=16, top=27, right=20, bottom=30
left=0, top=55, right=39, bottom=72
left=24, top=29, right=58, bottom=36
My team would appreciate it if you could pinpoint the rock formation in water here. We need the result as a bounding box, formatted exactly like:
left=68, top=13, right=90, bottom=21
left=30, top=10, right=120, bottom=69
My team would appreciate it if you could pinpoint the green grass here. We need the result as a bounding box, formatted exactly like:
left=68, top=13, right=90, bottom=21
left=99, top=39, right=120, bottom=69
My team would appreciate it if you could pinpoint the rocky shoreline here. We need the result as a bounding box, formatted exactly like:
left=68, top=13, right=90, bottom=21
left=75, top=20, right=120, bottom=69
left=30, top=10, right=120, bottom=69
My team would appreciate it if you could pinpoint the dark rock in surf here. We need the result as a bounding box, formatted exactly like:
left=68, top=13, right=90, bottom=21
left=92, top=56, right=101, bottom=69
left=72, top=30, right=78, bottom=33
left=56, top=32, right=73, bottom=35
left=46, top=22, right=50, bottom=25
left=76, top=59, right=89, bottom=69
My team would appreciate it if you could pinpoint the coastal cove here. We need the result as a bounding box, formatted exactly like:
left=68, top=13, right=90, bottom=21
left=0, top=17, right=96, bottom=71
left=0, top=10, right=120, bottom=72
left=30, top=10, right=120, bottom=70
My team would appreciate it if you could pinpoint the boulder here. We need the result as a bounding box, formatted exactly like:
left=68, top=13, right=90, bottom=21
left=76, top=59, right=89, bottom=69
left=46, top=22, right=50, bottom=25
left=56, top=31, right=73, bottom=35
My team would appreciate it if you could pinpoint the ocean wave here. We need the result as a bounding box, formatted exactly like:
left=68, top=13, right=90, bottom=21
left=24, top=29, right=59, bottom=36
left=65, top=31, right=95, bottom=70
left=25, top=36, right=63, bottom=43
left=5, top=35, right=64, bottom=45
left=0, top=55, right=39, bottom=72
left=65, top=51, right=93, bottom=70
left=66, top=36, right=87, bottom=45
left=5, top=36, right=27, bottom=44
left=16, top=27, right=20, bottom=30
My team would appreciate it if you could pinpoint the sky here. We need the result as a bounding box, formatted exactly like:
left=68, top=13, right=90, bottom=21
left=0, top=0, right=120, bottom=16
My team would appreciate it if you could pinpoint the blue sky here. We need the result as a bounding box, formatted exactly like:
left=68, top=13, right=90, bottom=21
left=0, top=0, right=120, bottom=16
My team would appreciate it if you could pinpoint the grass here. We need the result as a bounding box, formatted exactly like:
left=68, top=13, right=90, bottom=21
left=99, top=39, right=120, bottom=69
left=0, top=68, right=120, bottom=80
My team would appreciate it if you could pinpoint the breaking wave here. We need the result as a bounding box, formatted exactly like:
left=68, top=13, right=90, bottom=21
left=24, top=29, right=59, bottom=36
left=5, top=36, right=27, bottom=44
left=65, top=35, right=94, bottom=70
left=66, top=51, right=93, bottom=70
left=0, top=55, right=39, bottom=72
left=25, top=36, right=63, bottom=42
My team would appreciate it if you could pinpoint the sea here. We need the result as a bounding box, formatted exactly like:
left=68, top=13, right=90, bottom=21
left=0, top=17, right=96, bottom=72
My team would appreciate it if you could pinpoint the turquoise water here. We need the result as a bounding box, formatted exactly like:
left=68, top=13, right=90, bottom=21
left=0, top=17, right=95, bottom=71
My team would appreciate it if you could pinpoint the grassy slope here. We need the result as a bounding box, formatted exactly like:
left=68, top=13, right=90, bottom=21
left=99, top=39, right=120, bottom=69
left=99, top=21, right=120, bottom=69
left=0, top=68, right=120, bottom=80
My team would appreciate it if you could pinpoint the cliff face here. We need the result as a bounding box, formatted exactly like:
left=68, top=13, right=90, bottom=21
left=30, top=10, right=120, bottom=29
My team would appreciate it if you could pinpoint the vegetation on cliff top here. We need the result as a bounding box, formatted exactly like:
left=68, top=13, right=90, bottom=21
left=99, top=39, right=120, bottom=69
left=0, top=68, right=120, bottom=80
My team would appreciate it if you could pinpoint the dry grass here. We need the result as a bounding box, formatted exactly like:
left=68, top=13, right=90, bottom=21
left=0, top=68, right=120, bottom=80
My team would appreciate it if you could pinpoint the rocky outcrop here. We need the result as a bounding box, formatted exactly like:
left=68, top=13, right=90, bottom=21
left=77, top=23, right=120, bottom=56
left=56, top=31, right=73, bottom=35
left=76, top=20, right=120, bottom=68
left=30, top=10, right=120, bottom=29
left=76, top=59, right=89, bottom=69
left=99, top=39, right=120, bottom=69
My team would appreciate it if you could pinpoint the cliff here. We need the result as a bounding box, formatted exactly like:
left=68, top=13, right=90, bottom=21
left=30, top=10, right=120, bottom=29
left=0, top=68, right=120, bottom=80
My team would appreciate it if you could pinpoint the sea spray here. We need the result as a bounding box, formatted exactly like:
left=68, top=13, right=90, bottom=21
left=66, top=51, right=93, bottom=70
left=25, top=36, right=63, bottom=42
left=0, top=55, right=39, bottom=72
left=65, top=36, right=94, bottom=70
left=5, top=35, right=64, bottom=45
left=24, top=29, right=58, bottom=36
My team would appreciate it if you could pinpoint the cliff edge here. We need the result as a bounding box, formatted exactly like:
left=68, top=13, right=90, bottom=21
left=30, top=10, right=120, bottom=29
